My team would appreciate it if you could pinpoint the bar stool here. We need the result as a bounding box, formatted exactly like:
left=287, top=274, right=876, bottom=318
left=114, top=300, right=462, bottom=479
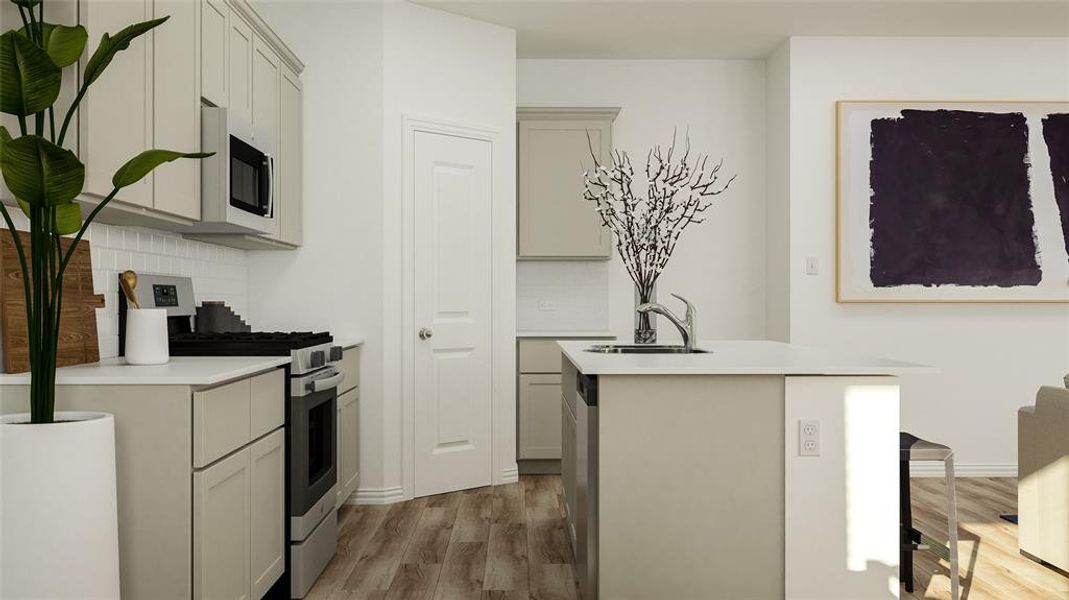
left=900, top=432, right=960, bottom=600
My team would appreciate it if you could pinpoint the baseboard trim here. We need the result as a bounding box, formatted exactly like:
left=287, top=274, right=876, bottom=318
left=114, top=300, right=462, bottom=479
left=910, top=463, right=1018, bottom=478
left=500, top=464, right=519, bottom=484
left=353, top=485, right=405, bottom=505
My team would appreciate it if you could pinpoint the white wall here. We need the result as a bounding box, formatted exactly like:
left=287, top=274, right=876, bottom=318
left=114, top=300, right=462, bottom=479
left=517, top=60, right=767, bottom=342
left=250, top=1, right=515, bottom=502
left=785, top=37, right=1069, bottom=472
left=382, top=2, right=517, bottom=498
left=247, top=1, right=387, bottom=486
left=764, top=42, right=791, bottom=343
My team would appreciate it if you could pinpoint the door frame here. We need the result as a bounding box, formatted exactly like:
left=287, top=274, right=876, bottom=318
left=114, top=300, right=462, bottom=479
left=401, top=115, right=517, bottom=500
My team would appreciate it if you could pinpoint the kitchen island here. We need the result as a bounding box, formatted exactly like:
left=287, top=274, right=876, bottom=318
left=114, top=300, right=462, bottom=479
left=557, top=340, right=933, bottom=600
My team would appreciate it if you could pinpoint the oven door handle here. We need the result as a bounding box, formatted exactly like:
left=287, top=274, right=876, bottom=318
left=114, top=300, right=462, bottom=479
left=308, top=371, right=345, bottom=393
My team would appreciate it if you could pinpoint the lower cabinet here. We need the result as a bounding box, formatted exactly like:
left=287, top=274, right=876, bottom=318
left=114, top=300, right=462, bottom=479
left=194, top=447, right=251, bottom=600
left=194, top=428, right=285, bottom=600
left=336, top=386, right=360, bottom=510
left=519, top=374, right=563, bottom=459
left=250, top=431, right=286, bottom=598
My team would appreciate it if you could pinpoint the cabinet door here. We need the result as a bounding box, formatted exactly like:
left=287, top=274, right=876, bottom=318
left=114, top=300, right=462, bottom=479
left=227, top=13, right=253, bottom=131
left=561, top=394, right=577, bottom=547
left=153, top=0, right=200, bottom=220
left=201, top=0, right=228, bottom=107
left=336, top=387, right=360, bottom=510
left=250, top=430, right=285, bottom=599
left=194, top=448, right=251, bottom=600
left=277, top=64, right=303, bottom=245
left=517, top=112, right=615, bottom=258
left=519, top=374, right=563, bottom=459
left=81, top=0, right=153, bottom=208
left=252, top=35, right=279, bottom=151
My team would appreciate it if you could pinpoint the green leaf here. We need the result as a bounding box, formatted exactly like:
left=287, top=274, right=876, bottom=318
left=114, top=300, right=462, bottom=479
left=53, top=202, right=81, bottom=235
left=0, top=135, right=84, bottom=206
left=21, top=23, right=87, bottom=68
left=83, top=17, right=167, bottom=87
left=0, top=30, right=61, bottom=117
left=112, top=149, right=212, bottom=189
left=15, top=198, right=31, bottom=219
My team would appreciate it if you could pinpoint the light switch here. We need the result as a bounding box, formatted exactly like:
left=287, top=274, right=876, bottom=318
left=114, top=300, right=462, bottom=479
left=805, top=256, right=819, bottom=276
left=537, top=300, right=557, bottom=312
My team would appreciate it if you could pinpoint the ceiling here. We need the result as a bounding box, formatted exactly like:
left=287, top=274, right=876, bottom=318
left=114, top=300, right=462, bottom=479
left=414, top=0, right=1069, bottom=59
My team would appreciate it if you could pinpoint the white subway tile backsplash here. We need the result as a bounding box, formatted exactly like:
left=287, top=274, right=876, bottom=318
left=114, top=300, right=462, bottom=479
left=0, top=215, right=259, bottom=359
left=517, top=260, right=610, bottom=331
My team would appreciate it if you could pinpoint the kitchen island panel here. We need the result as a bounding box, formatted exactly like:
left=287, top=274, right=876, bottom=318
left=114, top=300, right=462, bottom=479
left=596, top=374, right=785, bottom=599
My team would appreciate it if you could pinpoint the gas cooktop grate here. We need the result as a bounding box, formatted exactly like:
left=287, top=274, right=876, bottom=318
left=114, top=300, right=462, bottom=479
left=168, top=331, right=333, bottom=356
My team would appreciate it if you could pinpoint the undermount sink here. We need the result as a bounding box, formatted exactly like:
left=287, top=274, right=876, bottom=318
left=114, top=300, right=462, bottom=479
left=584, top=344, right=710, bottom=354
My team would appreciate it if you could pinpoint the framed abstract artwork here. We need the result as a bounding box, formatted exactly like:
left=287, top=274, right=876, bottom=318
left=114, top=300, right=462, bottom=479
left=836, top=100, right=1069, bottom=303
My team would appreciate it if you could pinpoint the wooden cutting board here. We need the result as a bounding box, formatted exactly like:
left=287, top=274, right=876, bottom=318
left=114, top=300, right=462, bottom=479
left=0, top=231, right=106, bottom=373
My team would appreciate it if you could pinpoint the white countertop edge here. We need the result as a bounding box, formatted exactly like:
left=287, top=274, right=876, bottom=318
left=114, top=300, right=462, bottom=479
left=336, top=337, right=365, bottom=349
left=558, top=339, right=937, bottom=376
left=0, top=356, right=292, bottom=387
left=516, top=330, right=617, bottom=339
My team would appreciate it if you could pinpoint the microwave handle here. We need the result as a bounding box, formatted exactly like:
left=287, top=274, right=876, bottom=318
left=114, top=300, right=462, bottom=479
left=266, top=153, right=275, bottom=218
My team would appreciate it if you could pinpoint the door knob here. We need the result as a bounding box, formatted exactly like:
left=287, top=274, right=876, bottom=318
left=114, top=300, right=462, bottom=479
left=419, top=328, right=433, bottom=340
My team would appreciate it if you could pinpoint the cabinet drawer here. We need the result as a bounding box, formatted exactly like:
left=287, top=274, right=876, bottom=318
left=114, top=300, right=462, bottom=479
left=250, top=369, right=285, bottom=440
left=518, top=339, right=564, bottom=374
left=338, top=347, right=360, bottom=394
left=194, top=378, right=252, bottom=468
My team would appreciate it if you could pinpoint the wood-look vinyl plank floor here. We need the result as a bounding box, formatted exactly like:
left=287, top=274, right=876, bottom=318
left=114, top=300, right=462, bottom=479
left=903, top=477, right=1068, bottom=600
left=307, top=476, right=1066, bottom=600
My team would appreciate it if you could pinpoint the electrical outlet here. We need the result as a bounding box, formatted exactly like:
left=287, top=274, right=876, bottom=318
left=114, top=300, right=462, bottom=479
left=799, top=419, right=821, bottom=457
left=537, top=300, right=557, bottom=312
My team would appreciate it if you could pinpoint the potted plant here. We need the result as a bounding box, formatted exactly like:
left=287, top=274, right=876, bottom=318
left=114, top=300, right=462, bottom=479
left=583, top=131, right=735, bottom=343
left=0, top=1, right=209, bottom=597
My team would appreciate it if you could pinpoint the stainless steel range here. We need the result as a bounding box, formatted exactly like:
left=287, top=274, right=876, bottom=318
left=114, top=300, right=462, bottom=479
left=118, top=275, right=343, bottom=599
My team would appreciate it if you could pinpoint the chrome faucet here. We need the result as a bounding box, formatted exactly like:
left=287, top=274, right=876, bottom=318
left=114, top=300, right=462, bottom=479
left=636, top=293, right=697, bottom=352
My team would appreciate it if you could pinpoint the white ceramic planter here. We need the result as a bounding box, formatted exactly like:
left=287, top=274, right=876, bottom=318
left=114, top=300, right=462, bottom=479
left=125, top=308, right=169, bottom=365
left=0, top=412, right=120, bottom=599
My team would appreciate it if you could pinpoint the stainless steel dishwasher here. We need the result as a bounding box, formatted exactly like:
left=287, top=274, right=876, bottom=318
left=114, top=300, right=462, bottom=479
left=576, top=374, right=598, bottom=600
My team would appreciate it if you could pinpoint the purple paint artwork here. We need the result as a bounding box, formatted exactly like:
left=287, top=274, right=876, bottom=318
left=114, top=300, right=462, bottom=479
left=868, top=109, right=1041, bottom=288
left=1041, top=114, right=1069, bottom=262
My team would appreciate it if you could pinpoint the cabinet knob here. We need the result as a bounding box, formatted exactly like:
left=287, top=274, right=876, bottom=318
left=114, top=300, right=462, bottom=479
left=419, top=328, right=433, bottom=341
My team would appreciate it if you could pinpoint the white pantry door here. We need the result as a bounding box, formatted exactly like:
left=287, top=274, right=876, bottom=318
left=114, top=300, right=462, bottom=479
left=413, top=131, right=493, bottom=497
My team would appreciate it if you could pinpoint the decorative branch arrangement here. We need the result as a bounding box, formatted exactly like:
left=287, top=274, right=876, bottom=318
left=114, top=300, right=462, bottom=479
left=583, top=130, right=736, bottom=337
left=0, top=0, right=211, bottom=423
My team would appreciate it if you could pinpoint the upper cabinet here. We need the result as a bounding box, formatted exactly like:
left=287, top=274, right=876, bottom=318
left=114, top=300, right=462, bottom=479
left=80, top=0, right=155, bottom=210
left=188, top=1, right=304, bottom=250
left=154, top=0, right=201, bottom=221
left=251, top=35, right=280, bottom=151
left=227, top=13, right=254, bottom=131
left=517, top=107, right=620, bottom=259
left=57, top=0, right=306, bottom=247
left=276, top=65, right=304, bottom=246
left=201, top=0, right=229, bottom=108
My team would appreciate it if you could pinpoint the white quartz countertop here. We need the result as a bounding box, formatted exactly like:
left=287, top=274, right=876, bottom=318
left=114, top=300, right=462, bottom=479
left=559, top=340, right=936, bottom=376
left=336, top=337, right=365, bottom=349
left=0, top=356, right=291, bottom=387
left=516, top=330, right=617, bottom=339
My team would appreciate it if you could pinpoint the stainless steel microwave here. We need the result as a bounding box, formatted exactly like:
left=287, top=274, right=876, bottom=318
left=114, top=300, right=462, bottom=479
left=192, top=106, right=278, bottom=235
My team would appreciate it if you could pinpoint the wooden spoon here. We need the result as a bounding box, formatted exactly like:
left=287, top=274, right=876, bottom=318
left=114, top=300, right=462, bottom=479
left=120, top=270, right=140, bottom=309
